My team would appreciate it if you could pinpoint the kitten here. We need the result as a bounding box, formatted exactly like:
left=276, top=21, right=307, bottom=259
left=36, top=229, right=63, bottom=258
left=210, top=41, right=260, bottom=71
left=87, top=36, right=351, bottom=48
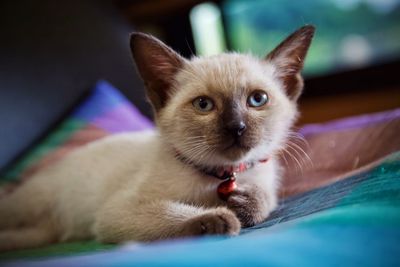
left=0, top=25, right=314, bottom=250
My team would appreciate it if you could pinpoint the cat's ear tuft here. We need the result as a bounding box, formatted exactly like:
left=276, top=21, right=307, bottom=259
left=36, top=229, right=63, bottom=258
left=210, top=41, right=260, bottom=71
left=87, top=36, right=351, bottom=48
left=130, top=32, right=186, bottom=112
left=265, top=25, right=315, bottom=101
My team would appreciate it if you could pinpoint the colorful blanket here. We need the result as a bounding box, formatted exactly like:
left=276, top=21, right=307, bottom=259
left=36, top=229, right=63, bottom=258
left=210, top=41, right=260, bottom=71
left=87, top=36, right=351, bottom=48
left=1, top=80, right=152, bottom=185
left=1, top=81, right=399, bottom=266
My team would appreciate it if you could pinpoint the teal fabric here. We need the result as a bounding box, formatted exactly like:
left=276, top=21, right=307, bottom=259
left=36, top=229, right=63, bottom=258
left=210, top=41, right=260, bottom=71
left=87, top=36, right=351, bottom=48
left=4, top=152, right=400, bottom=267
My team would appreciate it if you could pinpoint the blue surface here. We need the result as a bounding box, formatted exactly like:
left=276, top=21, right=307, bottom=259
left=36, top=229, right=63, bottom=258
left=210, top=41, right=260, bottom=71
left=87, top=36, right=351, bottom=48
left=4, top=225, right=400, bottom=267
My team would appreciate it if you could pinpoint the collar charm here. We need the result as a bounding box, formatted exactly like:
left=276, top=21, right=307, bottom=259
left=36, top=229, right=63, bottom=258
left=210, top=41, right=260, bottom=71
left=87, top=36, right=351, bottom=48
left=174, top=149, right=268, bottom=200
left=217, top=174, right=237, bottom=200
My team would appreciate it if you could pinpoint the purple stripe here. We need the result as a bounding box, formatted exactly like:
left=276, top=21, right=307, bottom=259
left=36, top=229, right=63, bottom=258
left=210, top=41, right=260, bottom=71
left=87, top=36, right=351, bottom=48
left=299, top=108, right=400, bottom=136
left=92, top=104, right=154, bottom=133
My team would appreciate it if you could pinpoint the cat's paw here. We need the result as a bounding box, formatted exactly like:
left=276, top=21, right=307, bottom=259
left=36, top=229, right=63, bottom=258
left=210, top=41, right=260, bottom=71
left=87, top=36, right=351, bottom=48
left=227, top=186, right=274, bottom=227
left=183, top=208, right=240, bottom=237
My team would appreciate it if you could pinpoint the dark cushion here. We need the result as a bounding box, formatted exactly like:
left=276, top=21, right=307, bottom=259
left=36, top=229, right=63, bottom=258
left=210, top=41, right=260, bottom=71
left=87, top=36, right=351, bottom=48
left=0, top=0, right=151, bottom=172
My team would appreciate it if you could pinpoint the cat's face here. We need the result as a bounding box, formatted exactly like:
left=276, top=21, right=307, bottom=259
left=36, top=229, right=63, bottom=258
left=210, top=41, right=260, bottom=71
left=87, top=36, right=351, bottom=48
left=131, top=26, right=314, bottom=167
left=158, top=54, right=297, bottom=165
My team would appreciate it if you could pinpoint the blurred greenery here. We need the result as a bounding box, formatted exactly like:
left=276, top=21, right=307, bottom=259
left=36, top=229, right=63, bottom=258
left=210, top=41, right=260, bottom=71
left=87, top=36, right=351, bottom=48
left=223, top=0, right=400, bottom=76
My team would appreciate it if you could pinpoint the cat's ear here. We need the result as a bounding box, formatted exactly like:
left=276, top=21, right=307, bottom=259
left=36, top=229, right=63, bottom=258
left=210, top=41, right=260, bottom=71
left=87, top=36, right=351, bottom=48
left=130, top=33, right=186, bottom=112
left=265, top=25, right=315, bottom=101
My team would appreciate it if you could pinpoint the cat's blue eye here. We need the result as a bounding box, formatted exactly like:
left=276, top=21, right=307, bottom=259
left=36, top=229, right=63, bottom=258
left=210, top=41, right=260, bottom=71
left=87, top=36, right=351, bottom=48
left=192, top=97, right=214, bottom=112
left=247, top=90, right=268, bottom=107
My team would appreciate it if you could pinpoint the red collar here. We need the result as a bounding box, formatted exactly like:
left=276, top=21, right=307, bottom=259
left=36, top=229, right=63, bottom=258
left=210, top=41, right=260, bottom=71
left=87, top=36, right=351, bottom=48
left=204, top=159, right=269, bottom=180
left=175, top=150, right=269, bottom=180
left=174, top=149, right=268, bottom=200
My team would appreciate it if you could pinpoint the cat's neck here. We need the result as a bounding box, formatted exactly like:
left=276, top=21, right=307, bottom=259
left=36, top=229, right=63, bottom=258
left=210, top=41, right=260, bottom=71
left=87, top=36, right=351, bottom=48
left=173, top=149, right=269, bottom=180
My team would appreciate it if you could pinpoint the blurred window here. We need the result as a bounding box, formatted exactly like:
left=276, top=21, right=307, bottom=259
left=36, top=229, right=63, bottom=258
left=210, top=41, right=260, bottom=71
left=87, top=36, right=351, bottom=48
left=191, top=0, right=400, bottom=77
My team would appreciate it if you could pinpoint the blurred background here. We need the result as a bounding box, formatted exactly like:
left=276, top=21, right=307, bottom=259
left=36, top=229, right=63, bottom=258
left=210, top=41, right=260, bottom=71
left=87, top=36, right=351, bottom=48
left=0, top=0, right=400, bottom=172
left=122, top=0, right=400, bottom=124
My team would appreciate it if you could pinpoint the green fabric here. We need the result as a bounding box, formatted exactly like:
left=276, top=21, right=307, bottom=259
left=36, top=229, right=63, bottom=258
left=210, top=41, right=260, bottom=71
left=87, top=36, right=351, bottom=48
left=0, top=241, right=115, bottom=261
left=3, top=119, right=85, bottom=182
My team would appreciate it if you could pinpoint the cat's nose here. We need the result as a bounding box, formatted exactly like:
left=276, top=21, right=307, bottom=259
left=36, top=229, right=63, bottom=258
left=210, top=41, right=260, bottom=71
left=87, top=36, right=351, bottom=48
left=228, top=121, right=247, bottom=137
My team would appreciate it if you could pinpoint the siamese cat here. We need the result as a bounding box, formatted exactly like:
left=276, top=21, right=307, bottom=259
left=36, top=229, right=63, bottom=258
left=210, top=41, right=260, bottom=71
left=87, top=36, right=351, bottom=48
left=0, top=25, right=314, bottom=250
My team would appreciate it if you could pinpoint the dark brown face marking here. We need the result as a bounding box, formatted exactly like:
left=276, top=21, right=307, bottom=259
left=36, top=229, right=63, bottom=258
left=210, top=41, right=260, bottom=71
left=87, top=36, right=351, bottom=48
left=222, top=100, right=247, bottom=139
left=214, top=94, right=264, bottom=160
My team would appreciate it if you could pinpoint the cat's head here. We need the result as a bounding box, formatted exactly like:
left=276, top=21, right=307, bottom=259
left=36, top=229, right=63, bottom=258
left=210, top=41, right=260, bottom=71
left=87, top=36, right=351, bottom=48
left=130, top=26, right=315, bottom=167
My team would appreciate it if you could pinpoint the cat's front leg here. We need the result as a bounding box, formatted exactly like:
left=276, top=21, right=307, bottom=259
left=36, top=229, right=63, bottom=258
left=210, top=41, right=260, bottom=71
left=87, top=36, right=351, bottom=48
left=226, top=184, right=277, bottom=227
left=94, top=195, right=240, bottom=243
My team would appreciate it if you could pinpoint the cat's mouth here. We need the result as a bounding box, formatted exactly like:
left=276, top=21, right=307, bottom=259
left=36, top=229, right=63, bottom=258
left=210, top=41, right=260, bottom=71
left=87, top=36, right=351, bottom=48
left=223, top=140, right=252, bottom=152
left=220, top=138, right=254, bottom=160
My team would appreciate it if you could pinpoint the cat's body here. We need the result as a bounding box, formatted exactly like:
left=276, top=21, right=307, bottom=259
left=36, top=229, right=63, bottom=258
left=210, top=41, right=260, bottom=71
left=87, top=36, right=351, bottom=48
left=0, top=130, right=278, bottom=244
left=0, top=26, right=314, bottom=251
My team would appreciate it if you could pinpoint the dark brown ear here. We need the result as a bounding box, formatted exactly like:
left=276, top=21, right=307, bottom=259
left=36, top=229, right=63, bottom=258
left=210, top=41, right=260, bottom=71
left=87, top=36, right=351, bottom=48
left=130, top=32, right=185, bottom=112
left=266, top=25, right=315, bottom=101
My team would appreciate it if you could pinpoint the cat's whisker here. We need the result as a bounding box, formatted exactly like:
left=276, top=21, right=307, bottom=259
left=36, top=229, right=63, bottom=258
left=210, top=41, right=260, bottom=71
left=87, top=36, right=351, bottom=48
left=179, top=140, right=209, bottom=151
left=286, top=140, right=313, bottom=168
left=281, top=147, right=303, bottom=173
left=179, top=142, right=207, bottom=150
left=285, top=143, right=308, bottom=170
left=180, top=146, right=206, bottom=160
left=176, top=139, right=205, bottom=146
left=180, top=142, right=211, bottom=163
left=285, top=132, right=311, bottom=160
left=278, top=150, right=290, bottom=167
left=182, top=140, right=220, bottom=166
left=287, top=131, right=310, bottom=148
left=199, top=150, right=214, bottom=164
left=183, top=135, right=207, bottom=140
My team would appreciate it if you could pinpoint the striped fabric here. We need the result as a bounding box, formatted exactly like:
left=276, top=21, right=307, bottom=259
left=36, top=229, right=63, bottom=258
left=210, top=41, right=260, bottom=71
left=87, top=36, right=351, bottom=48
left=1, top=80, right=153, bottom=183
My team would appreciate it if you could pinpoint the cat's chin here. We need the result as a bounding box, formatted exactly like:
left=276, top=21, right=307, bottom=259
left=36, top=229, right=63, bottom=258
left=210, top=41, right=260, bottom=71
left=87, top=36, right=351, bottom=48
left=184, top=150, right=250, bottom=169
left=220, top=145, right=251, bottom=162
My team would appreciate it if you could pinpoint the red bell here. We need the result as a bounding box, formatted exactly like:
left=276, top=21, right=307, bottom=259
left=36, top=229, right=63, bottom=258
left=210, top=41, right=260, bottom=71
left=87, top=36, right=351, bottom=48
left=217, top=177, right=237, bottom=200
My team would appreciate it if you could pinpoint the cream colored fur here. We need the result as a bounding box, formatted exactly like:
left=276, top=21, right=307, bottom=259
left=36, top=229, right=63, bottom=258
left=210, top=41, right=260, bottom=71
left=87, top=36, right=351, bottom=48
left=0, top=26, right=314, bottom=251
